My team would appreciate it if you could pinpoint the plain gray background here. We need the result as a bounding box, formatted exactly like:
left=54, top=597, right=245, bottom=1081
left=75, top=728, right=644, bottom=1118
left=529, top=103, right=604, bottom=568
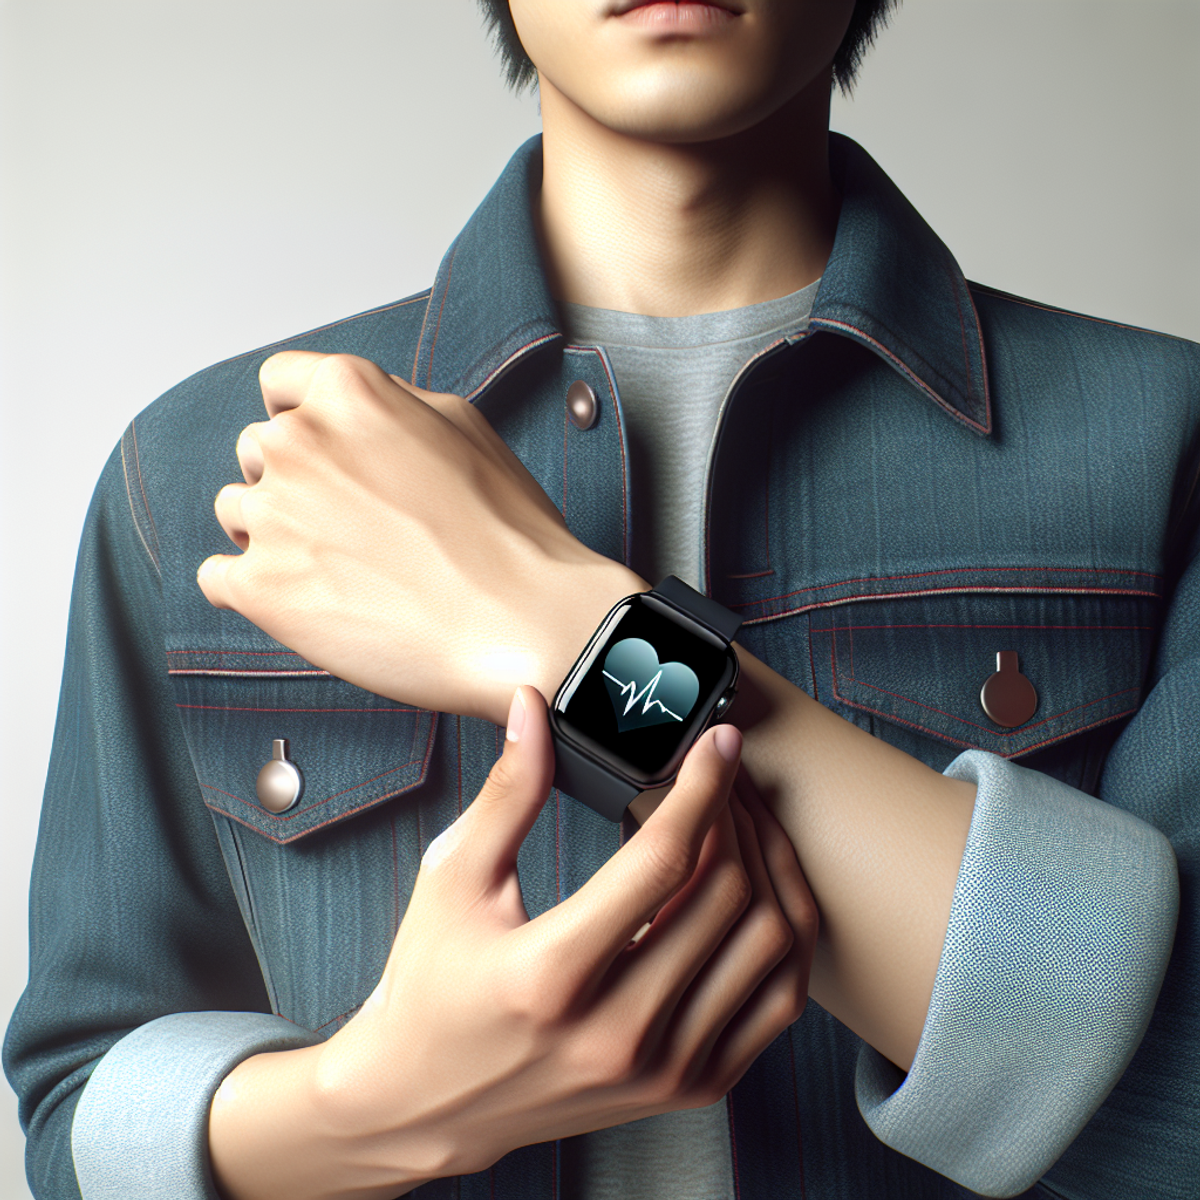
left=1, top=1, right=1197, bottom=1194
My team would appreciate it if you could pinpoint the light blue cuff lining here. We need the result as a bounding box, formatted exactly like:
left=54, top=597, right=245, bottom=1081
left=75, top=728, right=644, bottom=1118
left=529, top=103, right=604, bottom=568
left=856, top=750, right=1178, bottom=1199
left=72, top=1010, right=321, bottom=1200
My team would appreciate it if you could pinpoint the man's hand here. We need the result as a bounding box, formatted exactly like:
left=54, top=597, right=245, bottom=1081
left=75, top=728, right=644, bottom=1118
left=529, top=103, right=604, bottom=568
left=208, top=687, right=818, bottom=1200
left=199, top=351, right=643, bottom=721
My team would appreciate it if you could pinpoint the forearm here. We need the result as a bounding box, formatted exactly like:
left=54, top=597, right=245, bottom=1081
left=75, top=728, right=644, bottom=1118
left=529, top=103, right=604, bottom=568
left=514, top=566, right=972, bottom=1072
left=728, top=648, right=974, bottom=1070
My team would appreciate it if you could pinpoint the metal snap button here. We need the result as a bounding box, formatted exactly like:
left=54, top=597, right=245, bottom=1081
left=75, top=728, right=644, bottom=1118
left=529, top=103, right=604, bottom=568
left=566, top=380, right=598, bottom=430
left=256, top=738, right=303, bottom=813
left=980, top=652, right=1038, bottom=728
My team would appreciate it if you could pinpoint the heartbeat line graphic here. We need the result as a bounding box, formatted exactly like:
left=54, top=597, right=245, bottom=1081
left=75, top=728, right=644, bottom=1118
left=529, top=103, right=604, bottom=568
left=602, top=669, right=686, bottom=722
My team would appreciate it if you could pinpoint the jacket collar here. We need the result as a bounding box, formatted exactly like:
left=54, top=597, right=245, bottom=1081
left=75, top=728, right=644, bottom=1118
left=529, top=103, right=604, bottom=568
left=411, top=133, right=991, bottom=436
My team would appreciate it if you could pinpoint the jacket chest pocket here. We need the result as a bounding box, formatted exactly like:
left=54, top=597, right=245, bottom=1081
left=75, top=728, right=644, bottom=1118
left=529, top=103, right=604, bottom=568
left=169, top=652, right=437, bottom=845
left=744, top=588, right=1159, bottom=779
left=804, top=591, right=1157, bottom=760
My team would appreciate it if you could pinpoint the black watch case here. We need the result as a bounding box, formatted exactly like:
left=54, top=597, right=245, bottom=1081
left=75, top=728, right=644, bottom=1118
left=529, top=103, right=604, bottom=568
left=550, top=591, right=739, bottom=791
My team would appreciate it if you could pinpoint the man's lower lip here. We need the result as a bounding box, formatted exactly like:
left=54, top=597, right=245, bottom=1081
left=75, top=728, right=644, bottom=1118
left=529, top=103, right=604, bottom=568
left=616, top=3, right=736, bottom=30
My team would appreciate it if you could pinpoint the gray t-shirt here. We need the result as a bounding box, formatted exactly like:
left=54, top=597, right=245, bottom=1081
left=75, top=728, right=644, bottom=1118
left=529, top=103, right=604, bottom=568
left=561, top=280, right=819, bottom=591
left=557, top=280, right=819, bottom=1200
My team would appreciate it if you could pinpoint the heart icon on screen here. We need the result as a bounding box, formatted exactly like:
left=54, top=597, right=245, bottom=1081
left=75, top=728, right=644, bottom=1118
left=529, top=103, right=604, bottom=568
left=602, top=638, right=701, bottom=733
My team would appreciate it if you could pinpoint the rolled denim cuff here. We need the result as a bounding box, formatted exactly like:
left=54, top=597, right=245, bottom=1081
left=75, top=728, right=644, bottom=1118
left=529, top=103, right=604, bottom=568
left=855, top=750, right=1178, bottom=1199
left=71, top=1011, right=321, bottom=1200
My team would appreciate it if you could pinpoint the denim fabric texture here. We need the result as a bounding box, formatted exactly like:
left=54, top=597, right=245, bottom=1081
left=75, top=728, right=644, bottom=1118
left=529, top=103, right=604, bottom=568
left=5, top=135, right=1199, bottom=1200
left=71, top=1012, right=319, bottom=1200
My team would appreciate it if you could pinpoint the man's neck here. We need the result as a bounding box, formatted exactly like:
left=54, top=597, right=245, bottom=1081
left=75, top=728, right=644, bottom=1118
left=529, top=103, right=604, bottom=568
left=536, top=71, right=840, bottom=319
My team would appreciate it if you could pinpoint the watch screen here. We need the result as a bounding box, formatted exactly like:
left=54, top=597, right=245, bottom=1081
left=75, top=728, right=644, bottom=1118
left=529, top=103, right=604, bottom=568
left=554, top=594, right=737, bottom=786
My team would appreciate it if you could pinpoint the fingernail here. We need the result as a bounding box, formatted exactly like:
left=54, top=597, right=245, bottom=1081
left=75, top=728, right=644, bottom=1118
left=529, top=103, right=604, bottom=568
left=713, top=724, right=741, bottom=763
left=505, top=687, right=527, bottom=744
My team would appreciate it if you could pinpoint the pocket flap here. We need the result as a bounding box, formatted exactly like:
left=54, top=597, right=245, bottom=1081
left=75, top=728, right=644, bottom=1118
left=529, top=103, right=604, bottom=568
left=808, top=592, right=1155, bottom=758
left=171, top=666, right=436, bottom=843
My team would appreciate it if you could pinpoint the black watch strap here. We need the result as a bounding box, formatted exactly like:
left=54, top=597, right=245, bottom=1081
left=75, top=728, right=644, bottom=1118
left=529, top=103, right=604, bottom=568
left=552, top=736, right=640, bottom=823
left=653, top=576, right=742, bottom=642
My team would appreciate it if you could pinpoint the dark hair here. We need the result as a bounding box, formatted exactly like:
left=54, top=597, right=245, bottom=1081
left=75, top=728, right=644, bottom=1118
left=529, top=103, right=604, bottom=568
left=476, top=1, right=901, bottom=96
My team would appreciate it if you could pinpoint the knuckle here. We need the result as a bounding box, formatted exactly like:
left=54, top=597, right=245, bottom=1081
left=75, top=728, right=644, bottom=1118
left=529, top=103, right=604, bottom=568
left=687, top=1078, right=727, bottom=1111
left=493, top=956, right=566, bottom=1032
left=767, top=983, right=808, bottom=1031
left=311, top=352, right=370, bottom=393
left=569, top=1031, right=640, bottom=1090
left=750, top=907, right=795, bottom=965
left=712, top=861, right=753, bottom=919
left=645, top=1060, right=690, bottom=1108
left=236, top=485, right=274, bottom=531
left=637, top=829, right=696, bottom=894
left=479, top=751, right=524, bottom=802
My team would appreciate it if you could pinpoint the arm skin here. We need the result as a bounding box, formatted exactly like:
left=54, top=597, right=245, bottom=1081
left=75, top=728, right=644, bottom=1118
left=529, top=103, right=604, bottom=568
left=201, top=350, right=975, bottom=1073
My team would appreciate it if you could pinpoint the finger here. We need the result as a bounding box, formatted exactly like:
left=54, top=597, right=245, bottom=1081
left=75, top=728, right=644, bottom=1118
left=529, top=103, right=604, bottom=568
left=605, top=798, right=753, bottom=1028
left=236, top=425, right=266, bottom=485
left=257, top=350, right=330, bottom=417
left=687, top=793, right=819, bottom=1101
left=738, top=775, right=818, bottom=947
left=651, top=794, right=797, bottom=1083
left=541, top=724, right=744, bottom=977
left=197, top=553, right=241, bottom=611
left=424, top=686, right=555, bottom=888
left=213, top=483, right=250, bottom=550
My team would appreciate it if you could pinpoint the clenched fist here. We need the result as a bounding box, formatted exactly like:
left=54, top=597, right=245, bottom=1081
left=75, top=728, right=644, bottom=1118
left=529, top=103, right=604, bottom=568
left=199, top=350, right=644, bottom=720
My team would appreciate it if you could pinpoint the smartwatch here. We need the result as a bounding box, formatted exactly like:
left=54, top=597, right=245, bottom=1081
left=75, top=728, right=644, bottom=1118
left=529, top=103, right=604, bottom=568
left=549, top=576, right=742, bottom=821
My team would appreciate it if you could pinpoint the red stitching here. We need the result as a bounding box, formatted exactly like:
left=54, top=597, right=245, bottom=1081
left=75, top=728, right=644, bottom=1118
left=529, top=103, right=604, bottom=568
left=702, top=334, right=796, bottom=589
left=970, top=283, right=1194, bottom=344
left=966, top=282, right=993, bottom=432
left=131, top=418, right=162, bottom=567
left=200, top=292, right=431, bottom=376
left=169, top=671, right=330, bottom=679
left=167, top=648, right=313, bottom=656
left=464, top=332, right=560, bottom=403
left=735, top=563, right=1162, bottom=608
left=826, top=622, right=1153, bottom=632
left=178, top=704, right=420, bottom=713
left=562, top=398, right=569, bottom=520
left=740, top=585, right=1162, bottom=626
left=565, top=347, right=629, bottom=564
left=203, top=715, right=438, bottom=840
left=120, top=431, right=160, bottom=576
left=838, top=695, right=1139, bottom=759
left=811, top=318, right=989, bottom=434
left=315, top=1003, right=363, bottom=1034
left=202, top=754, right=424, bottom=815
left=423, top=245, right=458, bottom=390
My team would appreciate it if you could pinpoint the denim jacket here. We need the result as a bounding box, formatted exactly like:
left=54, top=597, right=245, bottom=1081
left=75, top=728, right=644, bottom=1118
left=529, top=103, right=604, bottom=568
left=5, top=136, right=1196, bottom=1200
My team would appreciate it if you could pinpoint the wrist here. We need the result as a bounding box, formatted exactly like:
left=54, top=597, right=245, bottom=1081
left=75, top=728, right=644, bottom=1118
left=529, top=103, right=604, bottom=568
left=209, top=1043, right=427, bottom=1200
left=486, top=554, right=647, bottom=726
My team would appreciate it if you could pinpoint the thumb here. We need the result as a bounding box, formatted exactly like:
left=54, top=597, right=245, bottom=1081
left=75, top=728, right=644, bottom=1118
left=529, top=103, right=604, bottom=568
left=432, top=686, right=555, bottom=885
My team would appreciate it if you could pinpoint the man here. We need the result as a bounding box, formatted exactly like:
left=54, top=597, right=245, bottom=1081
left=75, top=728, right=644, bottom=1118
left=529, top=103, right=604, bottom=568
left=6, top=2, right=1194, bottom=1198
